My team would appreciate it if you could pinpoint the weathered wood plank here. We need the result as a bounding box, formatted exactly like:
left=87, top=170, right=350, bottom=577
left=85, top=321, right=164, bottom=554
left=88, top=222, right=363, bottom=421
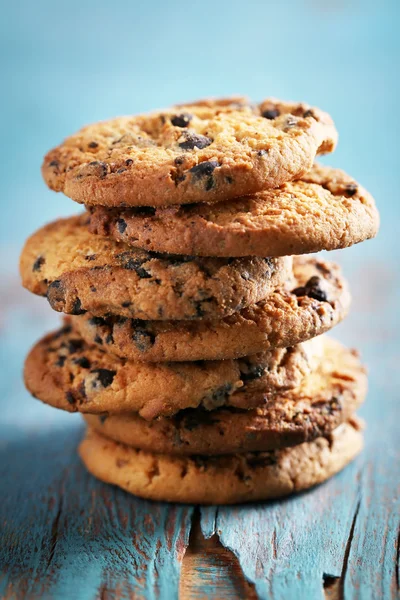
left=180, top=509, right=257, bottom=599
left=0, top=421, right=193, bottom=600
left=201, top=459, right=362, bottom=600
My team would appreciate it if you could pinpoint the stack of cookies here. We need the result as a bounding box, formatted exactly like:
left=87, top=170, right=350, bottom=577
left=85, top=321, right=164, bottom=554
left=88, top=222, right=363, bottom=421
left=21, top=97, right=379, bottom=504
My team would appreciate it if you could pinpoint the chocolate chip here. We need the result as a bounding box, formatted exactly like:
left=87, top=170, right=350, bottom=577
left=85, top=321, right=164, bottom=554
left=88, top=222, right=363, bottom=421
left=240, top=364, right=265, bottom=383
left=55, top=355, right=66, bottom=367
left=171, top=113, right=193, bottom=127
left=190, top=161, right=218, bottom=179
left=90, top=286, right=97, bottom=293
left=32, top=256, right=45, bottom=272
left=73, top=357, right=91, bottom=368
left=293, top=276, right=328, bottom=302
left=345, top=183, right=358, bottom=197
left=89, top=316, right=106, bottom=326
left=303, top=109, right=315, bottom=118
left=88, top=161, right=108, bottom=178
left=65, top=391, right=76, bottom=405
left=257, top=149, right=268, bottom=157
left=116, top=219, right=127, bottom=234
left=210, top=383, right=233, bottom=406
left=193, top=299, right=211, bottom=318
left=163, top=254, right=194, bottom=266
left=90, top=368, right=116, bottom=388
left=132, top=328, right=156, bottom=352
left=88, top=141, right=98, bottom=148
left=125, top=159, right=133, bottom=166
left=179, top=133, right=212, bottom=150
left=94, top=334, right=103, bottom=345
left=99, top=414, right=108, bottom=424
left=174, top=156, right=185, bottom=166
left=68, top=339, right=84, bottom=354
left=180, top=408, right=219, bottom=431
left=71, top=297, right=86, bottom=315
left=122, top=301, right=132, bottom=307
left=189, top=160, right=219, bottom=191
left=85, top=254, right=97, bottom=261
left=117, top=252, right=152, bottom=278
left=105, top=333, right=114, bottom=345
left=49, top=160, right=60, bottom=167
left=131, top=206, right=156, bottom=217
left=262, top=108, right=280, bottom=120
left=205, top=177, right=215, bottom=191
left=47, top=280, right=65, bottom=307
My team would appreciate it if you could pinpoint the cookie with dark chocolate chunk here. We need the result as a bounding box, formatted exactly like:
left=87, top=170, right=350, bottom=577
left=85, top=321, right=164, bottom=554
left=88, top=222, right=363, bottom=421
left=24, top=326, right=320, bottom=419
left=83, top=337, right=366, bottom=455
left=19, top=214, right=291, bottom=321
left=87, top=164, right=379, bottom=257
left=71, top=256, right=351, bottom=362
left=42, top=96, right=337, bottom=208
left=79, top=419, right=364, bottom=504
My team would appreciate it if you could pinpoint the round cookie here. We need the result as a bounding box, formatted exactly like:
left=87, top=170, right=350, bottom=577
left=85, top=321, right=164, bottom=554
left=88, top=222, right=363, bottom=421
left=24, top=325, right=318, bottom=419
left=20, top=215, right=291, bottom=321
left=79, top=420, right=363, bottom=504
left=84, top=337, right=367, bottom=455
left=87, top=164, right=379, bottom=257
left=42, top=97, right=338, bottom=208
left=71, top=256, right=350, bottom=362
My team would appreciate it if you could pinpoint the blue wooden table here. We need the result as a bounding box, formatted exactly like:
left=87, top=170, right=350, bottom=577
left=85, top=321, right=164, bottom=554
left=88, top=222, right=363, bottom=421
left=0, top=1, right=399, bottom=598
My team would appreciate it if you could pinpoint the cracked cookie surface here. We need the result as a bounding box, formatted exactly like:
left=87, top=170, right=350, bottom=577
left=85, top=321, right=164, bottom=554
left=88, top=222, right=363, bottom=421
left=42, top=97, right=337, bottom=208
left=24, top=325, right=318, bottom=419
left=84, top=337, right=366, bottom=455
left=20, top=214, right=290, bottom=320
left=88, top=164, right=379, bottom=257
left=71, top=256, right=350, bottom=362
left=79, top=420, right=363, bottom=504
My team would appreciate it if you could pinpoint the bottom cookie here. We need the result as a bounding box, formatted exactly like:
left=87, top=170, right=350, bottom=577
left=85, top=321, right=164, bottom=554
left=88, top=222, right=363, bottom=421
left=79, top=420, right=363, bottom=505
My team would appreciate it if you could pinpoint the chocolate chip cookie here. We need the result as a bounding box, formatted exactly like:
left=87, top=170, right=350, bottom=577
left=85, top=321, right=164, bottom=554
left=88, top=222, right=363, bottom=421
left=20, top=214, right=291, bottom=320
left=24, top=324, right=318, bottom=419
left=84, top=337, right=366, bottom=455
left=79, top=419, right=363, bottom=504
left=42, top=97, right=337, bottom=208
left=71, top=256, right=350, bottom=361
left=88, top=164, right=379, bottom=257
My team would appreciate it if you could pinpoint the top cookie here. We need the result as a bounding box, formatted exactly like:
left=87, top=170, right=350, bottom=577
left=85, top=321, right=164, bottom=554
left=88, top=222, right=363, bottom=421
left=88, top=164, right=379, bottom=257
left=42, top=97, right=338, bottom=208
